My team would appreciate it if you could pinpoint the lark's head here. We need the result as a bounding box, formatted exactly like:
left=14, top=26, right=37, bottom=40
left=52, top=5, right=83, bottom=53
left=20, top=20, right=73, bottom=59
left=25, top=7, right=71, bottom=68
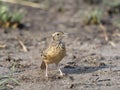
left=52, top=31, right=64, bottom=41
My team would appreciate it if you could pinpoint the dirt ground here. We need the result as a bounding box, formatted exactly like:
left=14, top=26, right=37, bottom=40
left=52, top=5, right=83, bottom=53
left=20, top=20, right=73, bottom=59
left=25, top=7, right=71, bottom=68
left=0, top=0, right=120, bottom=90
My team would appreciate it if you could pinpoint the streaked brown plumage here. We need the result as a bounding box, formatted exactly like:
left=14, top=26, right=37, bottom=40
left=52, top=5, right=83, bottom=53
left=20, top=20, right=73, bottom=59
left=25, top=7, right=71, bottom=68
left=40, top=31, right=66, bottom=77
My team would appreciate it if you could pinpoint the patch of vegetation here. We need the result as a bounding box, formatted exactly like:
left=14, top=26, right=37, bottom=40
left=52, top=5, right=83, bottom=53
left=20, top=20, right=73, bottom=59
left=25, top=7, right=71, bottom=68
left=103, top=0, right=120, bottom=6
left=84, top=0, right=102, bottom=5
left=22, top=0, right=40, bottom=3
left=83, top=9, right=103, bottom=25
left=0, top=62, right=20, bottom=90
left=0, top=2, right=23, bottom=29
left=57, top=2, right=65, bottom=13
left=107, top=4, right=120, bottom=16
left=103, top=0, right=120, bottom=16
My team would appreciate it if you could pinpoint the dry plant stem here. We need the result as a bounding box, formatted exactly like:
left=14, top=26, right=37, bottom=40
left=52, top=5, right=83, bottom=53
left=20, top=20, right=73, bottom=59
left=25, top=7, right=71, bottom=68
left=18, top=40, right=28, bottom=52
left=0, top=44, right=6, bottom=48
left=116, top=33, right=120, bottom=37
left=109, top=41, right=116, bottom=47
left=99, top=24, right=109, bottom=41
left=1, top=0, right=46, bottom=9
left=99, top=24, right=116, bottom=47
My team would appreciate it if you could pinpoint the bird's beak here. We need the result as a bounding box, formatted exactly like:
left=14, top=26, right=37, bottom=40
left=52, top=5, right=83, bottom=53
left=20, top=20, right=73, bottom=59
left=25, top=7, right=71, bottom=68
left=63, top=33, right=68, bottom=37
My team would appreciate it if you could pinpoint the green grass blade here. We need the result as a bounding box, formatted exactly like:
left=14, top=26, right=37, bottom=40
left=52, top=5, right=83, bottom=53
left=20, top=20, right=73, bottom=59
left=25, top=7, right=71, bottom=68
left=0, top=79, right=8, bottom=86
left=9, top=78, right=20, bottom=85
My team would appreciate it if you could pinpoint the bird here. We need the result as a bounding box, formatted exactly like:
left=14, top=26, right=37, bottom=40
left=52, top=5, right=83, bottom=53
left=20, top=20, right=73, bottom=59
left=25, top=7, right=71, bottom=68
left=40, top=31, right=66, bottom=77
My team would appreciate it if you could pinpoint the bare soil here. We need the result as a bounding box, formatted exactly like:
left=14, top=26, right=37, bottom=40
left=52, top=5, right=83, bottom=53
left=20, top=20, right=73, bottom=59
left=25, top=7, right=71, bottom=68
left=0, top=0, right=120, bottom=90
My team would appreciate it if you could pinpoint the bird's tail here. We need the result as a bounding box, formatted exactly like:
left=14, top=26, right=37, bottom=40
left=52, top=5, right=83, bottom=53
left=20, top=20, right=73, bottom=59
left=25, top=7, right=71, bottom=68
left=40, top=61, right=46, bottom=69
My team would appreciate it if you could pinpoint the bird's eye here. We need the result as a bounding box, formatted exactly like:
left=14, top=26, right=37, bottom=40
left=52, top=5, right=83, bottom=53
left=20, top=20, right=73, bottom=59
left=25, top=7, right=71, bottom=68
left=57, top=33, right=59, bottom=36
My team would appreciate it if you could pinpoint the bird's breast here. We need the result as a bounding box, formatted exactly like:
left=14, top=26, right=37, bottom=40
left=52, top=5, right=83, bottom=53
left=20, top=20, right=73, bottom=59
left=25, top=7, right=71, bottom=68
left=45, top=44, right=66, bottom=64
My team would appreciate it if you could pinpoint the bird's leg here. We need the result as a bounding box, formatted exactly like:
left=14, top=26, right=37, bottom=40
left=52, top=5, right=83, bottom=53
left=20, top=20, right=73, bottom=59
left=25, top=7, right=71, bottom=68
left=59, top=67, right=63, bottom=76
left=45, top=63, right=48, bottom=77
left=56, top=63, right=63, bottom=76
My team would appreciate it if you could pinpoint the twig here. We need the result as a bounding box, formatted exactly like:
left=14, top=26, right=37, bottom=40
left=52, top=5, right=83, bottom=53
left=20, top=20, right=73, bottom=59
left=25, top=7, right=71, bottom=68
left=0, top=44, right=6, bottom=48
left=116, top=33, right=120, bottom=37
left=18, top=40, right=28, bottom=52
left=0, top=0, right=46, bottom=9
left=99, top=24, right=109, bottom=41
left=109, top=41, right=116, bottom=47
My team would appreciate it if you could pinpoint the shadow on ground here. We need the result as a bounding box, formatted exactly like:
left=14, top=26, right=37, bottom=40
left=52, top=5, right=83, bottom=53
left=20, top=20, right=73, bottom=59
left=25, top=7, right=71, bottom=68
left=62, top=64, right=108, bottom=74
